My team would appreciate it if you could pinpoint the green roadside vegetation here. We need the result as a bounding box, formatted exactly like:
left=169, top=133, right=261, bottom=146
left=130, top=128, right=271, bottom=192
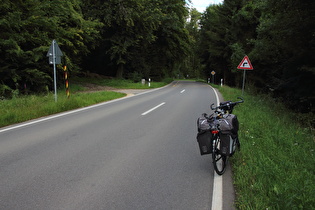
left=0, top=78, right=170, bottom=128
left=0, top=91, right=124, bottom=128
left=217, top=85, right=315, bottom=209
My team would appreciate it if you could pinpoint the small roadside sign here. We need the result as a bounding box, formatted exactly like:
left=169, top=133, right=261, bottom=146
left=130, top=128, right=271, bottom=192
left=47, top=40, right=63, bottom=64
left=237, top=56, right=253, bottom=70
left=46, top=40, right=63, bottom=102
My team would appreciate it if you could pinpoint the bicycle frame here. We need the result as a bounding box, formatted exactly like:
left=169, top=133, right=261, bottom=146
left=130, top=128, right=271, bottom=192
left=211, top=128, right=228, bottom=175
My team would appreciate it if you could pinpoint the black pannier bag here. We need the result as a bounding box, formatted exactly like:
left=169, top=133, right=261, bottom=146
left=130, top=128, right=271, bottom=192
left=219, top=133, right=236, bottom=156
left=197, top=131, right=213, bottom=155
left=218, top=114, right=239, bottom=156
left=196, top=115, right=213, bottom=155
left=197, top=114, right=211, bottom=132
left=218, top=114, right=239, bottom=135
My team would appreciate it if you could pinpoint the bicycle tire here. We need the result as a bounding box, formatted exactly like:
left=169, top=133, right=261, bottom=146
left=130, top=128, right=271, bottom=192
left=230, top=137, right=240, bottom=157
left=236, top=137, right=241, bottom=151
left=212, top=136, right=227, bottom=175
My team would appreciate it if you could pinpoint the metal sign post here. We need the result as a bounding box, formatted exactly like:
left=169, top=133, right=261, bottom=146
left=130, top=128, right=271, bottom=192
left=52, top=41, right=57, bottom=102
left=47, top=40, right=63, bottom=102
left=237, top=56, right=253, bottom=96
left=241, top=70, right=246, bottom=96
left=211, top=71, right=216, bottom=84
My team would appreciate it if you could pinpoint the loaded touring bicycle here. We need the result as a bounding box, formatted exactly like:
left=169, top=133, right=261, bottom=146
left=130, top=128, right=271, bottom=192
left=197, top=97, right=244, bottom=175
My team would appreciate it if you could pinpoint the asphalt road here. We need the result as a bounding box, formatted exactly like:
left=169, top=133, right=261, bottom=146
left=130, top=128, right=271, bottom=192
left=0, top=81, right=233, bottom=210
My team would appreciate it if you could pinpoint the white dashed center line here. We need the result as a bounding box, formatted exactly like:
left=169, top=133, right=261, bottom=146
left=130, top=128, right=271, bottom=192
left=141, top=102, right=166, bottom=116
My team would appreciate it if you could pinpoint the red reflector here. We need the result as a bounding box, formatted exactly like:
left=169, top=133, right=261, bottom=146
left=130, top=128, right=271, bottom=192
left=211, top=130, right=219, bottom=134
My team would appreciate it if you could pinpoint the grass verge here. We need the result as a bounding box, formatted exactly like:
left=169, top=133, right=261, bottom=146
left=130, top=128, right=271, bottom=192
left=0, top=78, right=171, bottom=128
left=0, top=91, right=125, bottom=128
left=217, top=85, right=315, bottom=209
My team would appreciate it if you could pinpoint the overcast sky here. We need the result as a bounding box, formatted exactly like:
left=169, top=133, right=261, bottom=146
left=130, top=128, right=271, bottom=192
left=189, top=0, right=223, bottom=12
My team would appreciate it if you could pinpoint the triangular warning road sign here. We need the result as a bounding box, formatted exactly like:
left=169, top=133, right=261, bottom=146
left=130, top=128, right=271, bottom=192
left=237, top=56, right=253, bottom=70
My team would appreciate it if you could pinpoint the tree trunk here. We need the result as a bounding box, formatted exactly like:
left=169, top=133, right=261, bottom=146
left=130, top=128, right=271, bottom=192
left=116, top=63, right=124, bottom=78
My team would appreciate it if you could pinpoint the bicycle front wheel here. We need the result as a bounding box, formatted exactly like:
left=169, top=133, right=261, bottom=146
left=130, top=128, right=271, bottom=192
left=212, top=137, right=227, bottom=175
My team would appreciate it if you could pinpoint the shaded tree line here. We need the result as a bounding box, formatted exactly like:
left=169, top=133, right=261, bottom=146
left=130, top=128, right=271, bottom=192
left=198, top=0, right=315, bottom=112
left=0, top=0, right=101, bottom=95
left=0, top=0, right=190, bottom=97
left=81, top=0, right=191, bottom=80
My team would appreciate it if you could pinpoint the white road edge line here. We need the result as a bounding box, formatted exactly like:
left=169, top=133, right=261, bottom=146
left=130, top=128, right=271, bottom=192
left=180, top=89, right=185, bottom=93
left=0, top=85, right=170, bottom=134
left=209, top=85, right=222, bottom=210
left=141, top=102, right=165, bottom=116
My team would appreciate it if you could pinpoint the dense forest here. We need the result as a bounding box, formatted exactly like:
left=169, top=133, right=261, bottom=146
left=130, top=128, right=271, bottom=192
left=0, top=0, right=314, bottom=113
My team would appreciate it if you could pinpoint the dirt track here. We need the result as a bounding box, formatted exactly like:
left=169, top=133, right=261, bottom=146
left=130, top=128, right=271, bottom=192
left=81, top=83, right=149, bottom=96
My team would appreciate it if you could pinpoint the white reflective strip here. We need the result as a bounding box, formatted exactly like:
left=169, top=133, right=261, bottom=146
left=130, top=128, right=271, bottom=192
left=209, top=85, right=223, bottom=210
left=211, top=173, right=223, bottom=210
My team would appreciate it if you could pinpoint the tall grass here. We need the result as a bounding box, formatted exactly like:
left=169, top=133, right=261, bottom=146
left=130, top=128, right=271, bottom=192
left=217, top=85, right=315, bottom=209
left=0, top=91, right=125, bottom=128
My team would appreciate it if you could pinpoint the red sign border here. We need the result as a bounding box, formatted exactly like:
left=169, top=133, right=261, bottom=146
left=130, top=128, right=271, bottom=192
left=237, top=56, right=253, bottom=70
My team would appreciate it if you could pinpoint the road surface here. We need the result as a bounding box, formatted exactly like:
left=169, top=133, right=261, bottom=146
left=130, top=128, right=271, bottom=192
left=0, top=81, right=235, bottom=209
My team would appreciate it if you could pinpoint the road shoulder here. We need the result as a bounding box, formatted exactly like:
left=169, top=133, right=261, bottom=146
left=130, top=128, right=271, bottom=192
left=214, top=87, right=236, bottom=210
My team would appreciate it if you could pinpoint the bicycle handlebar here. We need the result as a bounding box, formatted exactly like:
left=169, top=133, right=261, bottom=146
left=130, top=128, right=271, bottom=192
left=211, top=97, right=244, bottom=113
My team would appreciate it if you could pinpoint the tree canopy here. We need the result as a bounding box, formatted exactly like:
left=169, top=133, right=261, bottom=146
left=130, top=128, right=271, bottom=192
left=198, top=0, right=314, bottom=112
left=0, top=0, right=314, bottom=113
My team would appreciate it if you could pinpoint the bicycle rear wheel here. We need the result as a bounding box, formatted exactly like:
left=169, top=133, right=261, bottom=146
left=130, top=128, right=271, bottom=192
left=212, top=137, right=227, bottom=175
